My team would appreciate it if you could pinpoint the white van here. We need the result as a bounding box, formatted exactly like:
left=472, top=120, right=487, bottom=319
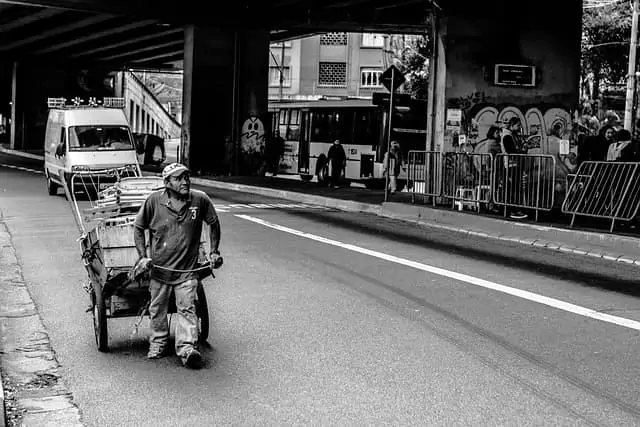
left=44, top=97, right=141, bottom=197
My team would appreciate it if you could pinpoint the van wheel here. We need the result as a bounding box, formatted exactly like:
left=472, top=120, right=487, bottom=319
left=47, top=177, right=59, bottom=196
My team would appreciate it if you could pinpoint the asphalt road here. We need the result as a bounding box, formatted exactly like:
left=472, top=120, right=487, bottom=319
left=1, top=153, right=640, bottom=426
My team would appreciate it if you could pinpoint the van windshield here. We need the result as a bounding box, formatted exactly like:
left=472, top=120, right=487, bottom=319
left=69, top=126, right=134, bottom=151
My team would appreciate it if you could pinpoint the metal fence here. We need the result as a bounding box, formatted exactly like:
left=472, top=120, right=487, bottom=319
left=561, top=161, right=640, bottom=232
left=407, top=151, right=557, bottom=222
left=441, top=152, right=494, bottom=212
left=492, top=154, right=556, bottom=221
left=407, top=151, right=640, bottom=231
left=407, top=150, right=442, bottom=205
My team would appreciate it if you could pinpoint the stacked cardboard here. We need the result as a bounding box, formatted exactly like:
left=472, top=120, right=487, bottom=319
left=84, top=177, right=164, bottom=222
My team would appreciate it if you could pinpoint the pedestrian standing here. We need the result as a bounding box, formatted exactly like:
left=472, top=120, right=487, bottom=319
left=327, top=139, right=346, bottom=188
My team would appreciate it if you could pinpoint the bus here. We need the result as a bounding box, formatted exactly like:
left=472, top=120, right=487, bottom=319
left=268, top=97, right=427, bottom=188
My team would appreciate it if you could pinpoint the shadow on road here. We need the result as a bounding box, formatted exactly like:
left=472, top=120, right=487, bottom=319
left=278, top=209, right=640, bottom=298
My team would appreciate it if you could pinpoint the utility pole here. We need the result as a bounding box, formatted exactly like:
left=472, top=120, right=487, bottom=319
left=624, top=0, right=640, bottom=130
left=384, top=67, right=396, bottom=203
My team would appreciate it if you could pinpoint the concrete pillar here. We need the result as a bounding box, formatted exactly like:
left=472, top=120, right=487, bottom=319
left=181, top=26, right=269, bottom=176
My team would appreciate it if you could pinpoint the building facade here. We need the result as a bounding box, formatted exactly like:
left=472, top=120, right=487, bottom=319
left=268, top=32, right=389, bottom=101
left=115, top=71, right=181, bottom=140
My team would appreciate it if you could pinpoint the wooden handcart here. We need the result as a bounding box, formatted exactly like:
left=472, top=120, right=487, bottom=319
left=65, top=168, right=212, bottom=352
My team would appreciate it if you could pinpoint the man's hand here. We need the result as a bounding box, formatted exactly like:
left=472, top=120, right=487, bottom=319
left=138, top=257, right=153, bottom=271
left=209, top=250, right=223, bottom=269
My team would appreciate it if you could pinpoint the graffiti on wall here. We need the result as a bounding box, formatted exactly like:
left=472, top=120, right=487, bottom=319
left=455, top=102, right=580, bottom=182
left=240, top=116, right=266, bottom=154
left=238, top=115, right=266, bottom=175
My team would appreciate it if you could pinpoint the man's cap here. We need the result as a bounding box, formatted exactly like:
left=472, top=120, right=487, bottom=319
left=162, top=163, right=189, bottom=180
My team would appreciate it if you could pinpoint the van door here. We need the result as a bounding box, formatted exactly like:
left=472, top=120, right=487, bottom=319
left=44, top=112, right=65, bottom=184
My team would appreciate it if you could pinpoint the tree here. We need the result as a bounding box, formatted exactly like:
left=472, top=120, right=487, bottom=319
left=387, top=34, right=432, bottom=100
left=582, top=0, right=633, bottom=101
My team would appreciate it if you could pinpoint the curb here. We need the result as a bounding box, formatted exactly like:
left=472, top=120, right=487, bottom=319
left=184, top=176, right=640, bottom=268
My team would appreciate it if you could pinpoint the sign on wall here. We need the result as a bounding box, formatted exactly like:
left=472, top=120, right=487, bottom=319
left=493, top=64, right=537, bottom=87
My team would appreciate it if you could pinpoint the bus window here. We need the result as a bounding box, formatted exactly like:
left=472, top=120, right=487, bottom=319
left=278, top=109, right=289, bottom=137
left=309, top=108, right=356, bottom=143
left=311, top=110, right=338, bottom=142
left=271, top=112, right=279, bottom=134
left=287, top=109, right=301, bottom=141
left=354, top=108, right=380, bottom=147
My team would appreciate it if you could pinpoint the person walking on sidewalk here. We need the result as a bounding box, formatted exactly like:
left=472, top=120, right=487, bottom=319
left=133, top=162, right=222, bottom=369
left=327, top=139, right=347, bottom=188
left=383, top=141, right=405, bottom=194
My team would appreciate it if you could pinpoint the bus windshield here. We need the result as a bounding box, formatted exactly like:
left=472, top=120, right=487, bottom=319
left=69, top=126, right=134, bottom=151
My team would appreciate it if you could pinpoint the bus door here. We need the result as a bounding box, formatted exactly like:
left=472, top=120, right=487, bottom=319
left=298, top=110, right=311, bottom=174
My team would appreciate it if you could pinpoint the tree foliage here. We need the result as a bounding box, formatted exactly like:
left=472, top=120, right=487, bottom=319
left=388, top=34, right=432, bottom=100
left=582, top=0, right=633, bottom=91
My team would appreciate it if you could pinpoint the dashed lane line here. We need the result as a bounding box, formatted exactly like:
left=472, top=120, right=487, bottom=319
left=236, top=213, right=640, bottom=333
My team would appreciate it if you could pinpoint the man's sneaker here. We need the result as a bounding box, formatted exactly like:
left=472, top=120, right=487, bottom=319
left=147, top=347, right=168, bottom=359
left=183, top=349, right=203, bottom=369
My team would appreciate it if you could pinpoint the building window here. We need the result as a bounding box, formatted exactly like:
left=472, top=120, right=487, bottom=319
left=320, top=32, right=347, bottom=46
left=360, top=68, right=383, bottom=88
left=318, top=62, right=347, bottom=87
left=361, top=33, right=385, bottom=48
left=269, top=66, right=291, bottom=87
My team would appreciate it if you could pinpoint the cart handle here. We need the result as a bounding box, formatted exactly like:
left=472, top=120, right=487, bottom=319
left=150, top=256, right=224, bottom=273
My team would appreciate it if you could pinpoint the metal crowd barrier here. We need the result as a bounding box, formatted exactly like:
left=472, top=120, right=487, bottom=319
left=561, top=161, right=640, bottom=232
left=407, top=150, right=442, bottom=205
left=441, top=152, right=494, bottom=212
left=492, top=153, right=556, bottom=221
left=408, top=151, right=556, bottom=221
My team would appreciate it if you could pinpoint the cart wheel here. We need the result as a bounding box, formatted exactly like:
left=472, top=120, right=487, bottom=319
left=92, top=283, right=109, bottom=352
left=195, top=283, right=209, bottom=344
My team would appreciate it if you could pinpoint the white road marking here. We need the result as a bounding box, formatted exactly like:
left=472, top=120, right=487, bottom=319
left=0, top=163, right=44, bottom=174
left=236, top=214, right=640, bottom=333
left=215, top=203, right=329, bottom=213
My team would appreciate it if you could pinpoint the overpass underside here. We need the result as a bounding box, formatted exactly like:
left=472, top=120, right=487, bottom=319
left=0, top=0, right=583, bottom=176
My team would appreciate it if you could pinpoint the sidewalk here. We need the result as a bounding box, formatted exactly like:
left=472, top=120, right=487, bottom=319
left=1, top=145, right=639, bottom=266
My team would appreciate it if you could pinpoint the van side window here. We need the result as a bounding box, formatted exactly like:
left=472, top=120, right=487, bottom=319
left=55, top=126, right=66, bottom=157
